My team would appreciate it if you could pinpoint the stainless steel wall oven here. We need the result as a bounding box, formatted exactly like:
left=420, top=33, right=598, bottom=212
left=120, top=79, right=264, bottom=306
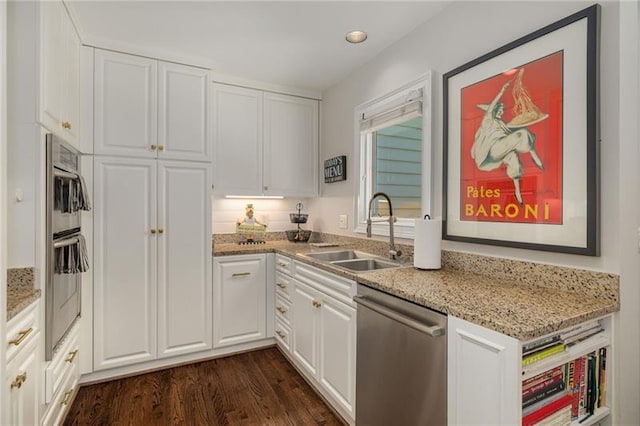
left=46, top=134, right=90, bottom=360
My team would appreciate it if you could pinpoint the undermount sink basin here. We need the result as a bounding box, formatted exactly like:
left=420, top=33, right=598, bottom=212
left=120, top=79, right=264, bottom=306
left=303, top=250, right=365, bottom=262
left=330, top=258, right=402, bottom=272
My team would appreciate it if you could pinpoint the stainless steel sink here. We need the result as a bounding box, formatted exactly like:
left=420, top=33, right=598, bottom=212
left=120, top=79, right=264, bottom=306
left=301, top=249, right=405, bottom=273
left=303, top=250, right=365, bottom=262
left=330, top=258, right=402, bottom=272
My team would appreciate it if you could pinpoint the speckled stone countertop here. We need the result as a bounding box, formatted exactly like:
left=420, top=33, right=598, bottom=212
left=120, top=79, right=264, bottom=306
left=7, top=267, right=40, bottom=320
left=213, top=235, right=619, bottom=341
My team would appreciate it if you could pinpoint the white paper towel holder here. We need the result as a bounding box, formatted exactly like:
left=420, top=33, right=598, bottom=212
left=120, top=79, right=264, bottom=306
left=413, top=214, right=442, bottom=270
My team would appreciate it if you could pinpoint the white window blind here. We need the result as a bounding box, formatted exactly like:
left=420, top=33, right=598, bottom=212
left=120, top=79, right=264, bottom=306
left=360, top=99, right=422, bottom=133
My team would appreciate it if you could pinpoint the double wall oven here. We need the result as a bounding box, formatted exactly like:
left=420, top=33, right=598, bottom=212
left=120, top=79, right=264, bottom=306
left=45, top=134, right=90, bottom=360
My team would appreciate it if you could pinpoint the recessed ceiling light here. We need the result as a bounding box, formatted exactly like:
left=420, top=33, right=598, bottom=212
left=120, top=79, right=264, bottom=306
left=346, top=30, right=367, bottom=44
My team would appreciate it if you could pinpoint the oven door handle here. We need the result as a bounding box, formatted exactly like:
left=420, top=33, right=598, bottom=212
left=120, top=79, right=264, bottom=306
left=53, top=236, right=80, bottom=249
left=54, top=168, right=78, bottom=180
left=353, top=295, right=445, bottom=337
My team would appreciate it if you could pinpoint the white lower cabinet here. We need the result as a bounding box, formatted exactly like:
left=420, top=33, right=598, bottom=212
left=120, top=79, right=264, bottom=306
left=93, top=156, right=212, bottom=370
left=42, top=322, right=81, bottom=426
left=213, top=254, right=267, bottom=348
left=6, top=336, right=40, bottom=426
left=5, top=302, right=41, bottom=426
left=448, top=315, right=520, bottom=425
left=287, top=260, right=356, bottom=424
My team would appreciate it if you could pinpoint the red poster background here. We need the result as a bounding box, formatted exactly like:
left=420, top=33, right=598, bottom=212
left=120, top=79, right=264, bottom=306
left=460, top=51, right=563, bottom=224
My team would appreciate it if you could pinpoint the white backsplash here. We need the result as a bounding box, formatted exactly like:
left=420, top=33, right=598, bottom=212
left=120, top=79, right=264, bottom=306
left=212, top=197, right=312, bottom=234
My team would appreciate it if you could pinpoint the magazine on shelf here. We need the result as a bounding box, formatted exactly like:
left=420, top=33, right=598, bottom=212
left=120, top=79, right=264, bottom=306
left=522, top=344, right=565, bottom=367
left=559, top=320, right=600, bottom=340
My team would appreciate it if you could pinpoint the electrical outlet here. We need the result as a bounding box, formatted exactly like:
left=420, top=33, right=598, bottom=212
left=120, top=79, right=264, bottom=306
left=338, top=214, right=348, bottom=229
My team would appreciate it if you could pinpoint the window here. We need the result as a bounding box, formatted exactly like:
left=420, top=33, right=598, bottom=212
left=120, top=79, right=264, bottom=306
left=355, top=73, right=432, bottom=239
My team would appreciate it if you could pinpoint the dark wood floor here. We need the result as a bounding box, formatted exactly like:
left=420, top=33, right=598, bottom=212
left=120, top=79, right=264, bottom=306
left=64, top=347, right=343, bottom=426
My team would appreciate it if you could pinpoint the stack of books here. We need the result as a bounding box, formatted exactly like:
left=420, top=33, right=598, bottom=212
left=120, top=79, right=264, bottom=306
left=522, top=392, right=572, bottom=426
left=521, top=321, right=608, bottom=425
left=522, top=336, right=565, bottom=367
left=560, top=321, right=604, bottom=349
left=522, top=366, right=566, bottom=410
left=522, top=321, right=604, bottom=368
left=566, top=348, right=607, bottom=422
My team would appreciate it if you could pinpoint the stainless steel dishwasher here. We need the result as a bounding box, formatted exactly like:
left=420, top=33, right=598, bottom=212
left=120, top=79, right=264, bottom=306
left=354, top=284, right=447, bottom=426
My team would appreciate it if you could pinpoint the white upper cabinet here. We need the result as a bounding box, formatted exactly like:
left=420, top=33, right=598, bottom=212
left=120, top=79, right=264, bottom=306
left=94, top=50, right=158, bottom=157
left=95, top=49, right=211, bottom=161
left=212, top=84, right=263, bottom=195
left=263, top=93, right=318, bottom=197
left=158, top=62, right=212, bottom=161
left=212, top=83, right=319, bottom=196
left=40, top=0, right=81, bottom=147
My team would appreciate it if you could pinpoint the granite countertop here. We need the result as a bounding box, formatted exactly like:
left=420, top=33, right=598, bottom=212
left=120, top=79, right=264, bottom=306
left=213, top=240, right=619, bottom=341
left=7, top=267, right=41, bottom=321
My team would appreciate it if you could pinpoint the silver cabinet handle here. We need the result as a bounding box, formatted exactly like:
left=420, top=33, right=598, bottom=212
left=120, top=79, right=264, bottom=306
left=276, top=283, right=286, bottom=289
left=276, top=307, right=287, bottom=314
left=232, top=272, right=251, bottom=277
left=353, top=295, right=445, bottom=337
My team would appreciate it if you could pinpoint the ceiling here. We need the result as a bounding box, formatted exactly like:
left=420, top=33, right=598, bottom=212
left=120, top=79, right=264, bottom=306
left=66, top=1, right=451, bottom=93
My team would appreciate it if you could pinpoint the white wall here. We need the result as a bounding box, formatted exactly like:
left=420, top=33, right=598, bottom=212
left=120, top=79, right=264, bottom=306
left=0, top=0, right=8, bottom=420
left=312, top=0, right=620, bottom=271
left=6, top=1, right=38, bottom=268
left=310, top=1, right=639, bottom=423
left=615, top=0, right=640, bottom=422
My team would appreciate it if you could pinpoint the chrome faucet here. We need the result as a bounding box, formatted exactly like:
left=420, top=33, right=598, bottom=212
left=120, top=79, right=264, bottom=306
left=366, top=192, right=402, bottom=260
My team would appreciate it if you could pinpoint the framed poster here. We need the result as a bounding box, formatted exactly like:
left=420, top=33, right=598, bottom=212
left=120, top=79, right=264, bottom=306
left=442, top=5, right=600, bottom=255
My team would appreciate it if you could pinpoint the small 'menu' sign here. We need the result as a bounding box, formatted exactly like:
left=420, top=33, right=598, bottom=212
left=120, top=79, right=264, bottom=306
left=324, top=156, right=347, bottom=183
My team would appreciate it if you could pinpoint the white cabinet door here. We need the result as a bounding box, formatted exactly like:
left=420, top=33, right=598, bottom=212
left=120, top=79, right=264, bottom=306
left=94, top=50, right=158, bottom=157
left=6, top=333, right=40, bottom=426
left=158, top=63, right=212, bottom=161
left=447, top=315, right=520, bottom=426
left=213, top=255, right=267, bottom=348
left=291, top=279, right=319, bottom=378
left=40, top=0, right=80, bottom=147
left=263, top=93, right=318, bottom=197
left=62, top=10, right=80, bottom=145
left=40, top=0, right=64, bottom=135
left=93, top=157, right=158, bottom=370
left=211, top=84, right=263, bottom=195
left=318, top=295, right=356, bottom=419
left=157, top=161, right=213, bottom=358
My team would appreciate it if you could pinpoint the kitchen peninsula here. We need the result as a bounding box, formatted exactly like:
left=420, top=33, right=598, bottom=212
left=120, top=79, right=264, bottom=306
left=213, top=233, right=619, bottom=341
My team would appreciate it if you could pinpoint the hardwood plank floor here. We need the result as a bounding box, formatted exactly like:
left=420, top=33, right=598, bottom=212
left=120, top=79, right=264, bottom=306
left=64, top=347, right=344, bottom=426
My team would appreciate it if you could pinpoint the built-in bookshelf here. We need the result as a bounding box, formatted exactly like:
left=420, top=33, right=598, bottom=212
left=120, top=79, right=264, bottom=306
left=520, top=317, right=611, bottom=426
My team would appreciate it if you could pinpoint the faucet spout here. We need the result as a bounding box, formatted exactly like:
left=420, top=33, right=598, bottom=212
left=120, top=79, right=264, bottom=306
left=367, top=192, right=402, bottom=260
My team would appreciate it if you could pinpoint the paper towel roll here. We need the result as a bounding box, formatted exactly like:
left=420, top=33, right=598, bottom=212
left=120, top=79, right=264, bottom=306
left=414, top=216, right=442, bottom=270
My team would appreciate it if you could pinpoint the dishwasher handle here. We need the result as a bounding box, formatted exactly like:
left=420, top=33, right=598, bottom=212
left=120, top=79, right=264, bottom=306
left=353, top=295, right=445, bottom=337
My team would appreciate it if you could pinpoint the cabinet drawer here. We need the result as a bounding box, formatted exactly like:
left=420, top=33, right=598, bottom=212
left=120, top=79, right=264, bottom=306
left=6, top=301, right=39, bottom=363
left=294, top=261, right=355, bottom=305
left=275, top=293, right=291, bottom=326
left=275, top=272, right=292, bottom=300
left=45, top=322, right=80, bottom=403
left=275, top=254, right=293, bottom=276
left=275, top=318, right=291, bottom=353
left=42, top=359, right=79, bottom=426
